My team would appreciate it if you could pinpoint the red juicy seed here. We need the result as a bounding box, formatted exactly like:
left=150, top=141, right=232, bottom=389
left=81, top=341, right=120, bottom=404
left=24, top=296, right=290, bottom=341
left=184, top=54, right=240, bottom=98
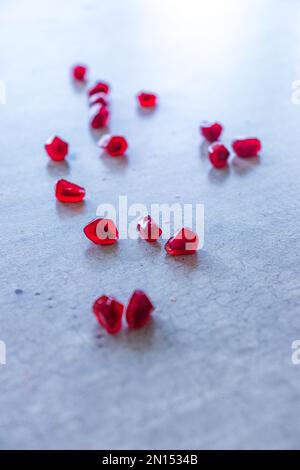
left=45, top=136, right=69, bottom=161
left=88, top=92, right=109, bottom=107
left=88, top=81, right=110, bottom=96
left=126, top=290, right=154, bottom=329
left=98, top=135, right=128, bottom=157
left=232, top=138, right=261, bottom=158
left=93, top=295, right=124, bottom=334
left=72, top=64, right=87, bottom=81
left=165, top=228, right=199, bottom=256
left=208, top=143, right=230, bottom=169
left=137, top=215, right=162, bottom=242
left=83, top=218, right=118, bottom=245
left=89, top=104, right=110, bottom=129
left=55, top=179, right=85, bottom=203
left=137, top=92, right=157, bottom=108
left=200, top=122, right=223, bottom=142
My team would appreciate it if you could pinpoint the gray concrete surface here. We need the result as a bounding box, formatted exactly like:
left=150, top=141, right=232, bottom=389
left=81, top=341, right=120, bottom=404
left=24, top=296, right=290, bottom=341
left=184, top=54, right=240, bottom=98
left=1, top=0, right=300, bottom=450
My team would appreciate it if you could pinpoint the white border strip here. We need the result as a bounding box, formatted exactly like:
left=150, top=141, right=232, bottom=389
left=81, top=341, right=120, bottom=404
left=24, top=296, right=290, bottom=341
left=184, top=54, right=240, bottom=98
left=0, top=340, right=6, bottom=365
left=0, top=80, right=6, bottom=104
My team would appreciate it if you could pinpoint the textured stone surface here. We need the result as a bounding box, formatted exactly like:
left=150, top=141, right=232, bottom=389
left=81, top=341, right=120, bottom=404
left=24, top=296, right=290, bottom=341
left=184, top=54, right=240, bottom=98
left=0, top=0, right=300, bottom=450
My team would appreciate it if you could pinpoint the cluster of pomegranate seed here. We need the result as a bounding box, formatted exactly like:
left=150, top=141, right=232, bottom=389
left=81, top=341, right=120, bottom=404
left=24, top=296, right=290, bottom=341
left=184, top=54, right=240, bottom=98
left=45, top=65, right=163, bottom=336
left=45, top=63, right=263, bottom=337
left=93, top=290, right=154, bottom=334
left=200, top=121, right=262, bottom=169
left=86, top=80, right=111, bottom=130
left=82, top=215, right=199, bottom=257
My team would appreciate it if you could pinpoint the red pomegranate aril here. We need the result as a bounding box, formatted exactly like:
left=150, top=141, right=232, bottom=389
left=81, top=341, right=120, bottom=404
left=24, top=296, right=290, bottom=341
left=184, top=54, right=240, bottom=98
left=72, top=64, right=87, bottom=81
left=137, top=92, right=157, bottom=108
left=88, top=92, right=109, bottom=107
left=232, top=138, right=261, bottom=158
left=208, top=143, right=230, bottom=169
left=98, top=134, right=128, bottom=157
left=126, top=290, right=154, bottom=329
left=137, top=215, right=162, bottom=242
left=83, top=218, right=118, bottom=245
left=45, top=136, right=69, bottom=161
left=55, top=179, right=85, bottom=203
left=89, top=104, right=110, bottom=129
left=93, top=295, right=124, bottom=334
left=88, top=81, right=110, bottom=96
left=165, top=228, right=199, bottom=256
left=200, top=122, right=223, bottom=142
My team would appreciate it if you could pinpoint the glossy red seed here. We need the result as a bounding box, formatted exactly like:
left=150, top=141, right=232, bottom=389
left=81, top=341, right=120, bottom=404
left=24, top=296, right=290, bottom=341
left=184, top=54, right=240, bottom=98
left=200, top=122, right=223, bottom=142
left=89, top=104, right=110, bottom=129
left=232, top=138, right=261, bottom=158
left=83, top=218, right=118, bottom=245
left=137, top=215, right=162, bottom=242
left=88, top=92, right=109, bottom=107
left=45, top=136, right=69, bottom=161
left=88, top=81, right=110, bottom=96
left=165, top=228, right=199, bottom=256
left=98, top=134, right=128, bottom=157
left=55, top=179, right=85, bottom=203
left=72, top=64, right=87, bottom=81
left=137, top=92, right=157, bottom=108
left=208, top=143, right=230, bottom=169
left=126, top=290, right=154, bottom=329
left=93, top=295, right=124, bottom=334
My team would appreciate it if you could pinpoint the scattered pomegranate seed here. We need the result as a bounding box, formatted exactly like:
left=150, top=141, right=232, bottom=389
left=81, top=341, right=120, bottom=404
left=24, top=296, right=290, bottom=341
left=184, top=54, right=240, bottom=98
left=55, top=179, right=85, bottom=203
left=98, top=134, right=128, bottom=157
left=126, top=290, right=154, bottom=329
left=88, top=92, right=109, bottom=107
left=45, top=136, right=69, bottom=161
left=200, top=122, right=223, bottom=142
left=208, top=143, right=230, bottom=169
left=165, top=228, right=199, bottom=256
left=88, top=81, right=110, bottom=96
left=137, top=215, right=162, bottom=242
left=72, top=64, right=87, bottom=81
left=89, top=104, right=110, bottom=129
left=83, top=218, right=118, bottom=245
left=93, top=295, right=124, bottom=334
left=232, top=138, right=261, bottom=158
left=137, top=92, right=157, bottom=108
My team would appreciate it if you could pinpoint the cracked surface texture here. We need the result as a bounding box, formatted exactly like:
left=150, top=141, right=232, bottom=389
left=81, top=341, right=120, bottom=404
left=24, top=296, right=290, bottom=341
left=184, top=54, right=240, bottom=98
left=0, top=0, right=300, bottom=450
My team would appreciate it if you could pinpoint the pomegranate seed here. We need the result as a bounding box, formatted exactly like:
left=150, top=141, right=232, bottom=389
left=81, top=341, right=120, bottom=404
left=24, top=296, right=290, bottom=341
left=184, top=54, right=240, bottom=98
left=208, top=143, right=230, bottom=169
left=137, top=215, right=162, bottom=242
left=89, top=104, right=110, bottom=129
left=126, top=290, right=154, bottom=329
left=45, top=136, right=69, bottom=161
left=55, top=179, right=85, bottom=203
left=232, top=138, right=261, bottom=158
left=88, top=81, right=110, bottom=96
left=98, top=134, right=128, bottom=157
left=88, top=92, right=109, bottom=107
left=137, top=92, right=157, bottom=108
left=83, top=218, right=118, bottom=245
left=93, top=295, right=124, bottom=334
left=165, top=228, right=199, bottom=256
left=72, top=64, right=87, bottom=81
left=200, top=122, right=223, bottom=142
